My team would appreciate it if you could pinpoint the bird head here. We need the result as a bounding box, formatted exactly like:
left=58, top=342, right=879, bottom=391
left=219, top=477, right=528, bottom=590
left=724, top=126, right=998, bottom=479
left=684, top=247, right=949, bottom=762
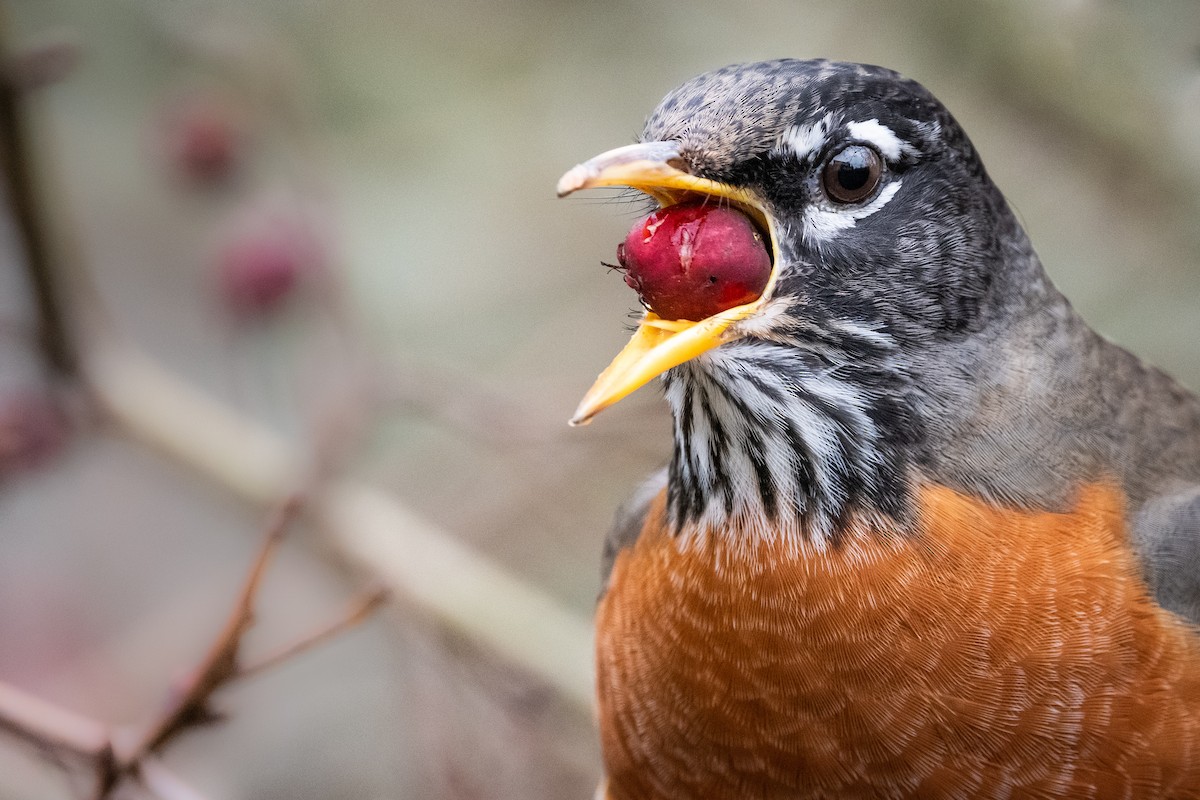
left=560, top=59, right=1048, bottom=539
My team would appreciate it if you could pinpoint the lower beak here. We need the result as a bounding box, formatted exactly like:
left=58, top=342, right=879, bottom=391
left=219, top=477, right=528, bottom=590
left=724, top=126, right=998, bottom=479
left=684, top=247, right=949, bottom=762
left=557, top=141, right=780, bottom=425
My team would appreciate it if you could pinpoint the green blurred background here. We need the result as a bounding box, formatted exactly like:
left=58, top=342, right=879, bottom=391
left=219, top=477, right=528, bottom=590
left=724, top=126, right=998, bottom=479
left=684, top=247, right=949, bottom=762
left=1, top=0, right=1199, bottom=797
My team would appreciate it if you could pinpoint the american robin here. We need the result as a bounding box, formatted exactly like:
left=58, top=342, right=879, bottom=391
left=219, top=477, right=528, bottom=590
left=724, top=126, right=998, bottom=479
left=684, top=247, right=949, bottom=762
left=557, top=60, right=1200, bottom=799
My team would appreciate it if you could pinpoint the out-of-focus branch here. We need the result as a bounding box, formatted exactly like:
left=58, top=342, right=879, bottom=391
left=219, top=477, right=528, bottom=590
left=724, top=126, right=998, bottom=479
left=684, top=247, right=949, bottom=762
left=0, top=679, right=113, bottom=762
left=0, top=494, right=387, bottom=799
left=237, top=584, right=390, bottom=680
left=88, top=343, right=597, bottom=712
left=0, top=5, right=597, bottom=797
left=0, top=8, right=78, bottom=377
left=123, top=496, right=301, bottom=763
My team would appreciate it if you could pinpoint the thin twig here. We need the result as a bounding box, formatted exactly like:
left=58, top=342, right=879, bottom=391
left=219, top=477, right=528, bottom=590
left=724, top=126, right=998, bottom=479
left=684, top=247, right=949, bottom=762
left=0, top=492, right=389, bottom=799
left=237, top=585, right=390, bottom=681
left=124, top=494, right=303, bottom=761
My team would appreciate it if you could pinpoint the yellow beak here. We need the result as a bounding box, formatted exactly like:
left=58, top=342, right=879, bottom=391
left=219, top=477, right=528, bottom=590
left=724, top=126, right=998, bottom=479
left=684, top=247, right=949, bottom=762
left=557, top=142, right=780, bottom=425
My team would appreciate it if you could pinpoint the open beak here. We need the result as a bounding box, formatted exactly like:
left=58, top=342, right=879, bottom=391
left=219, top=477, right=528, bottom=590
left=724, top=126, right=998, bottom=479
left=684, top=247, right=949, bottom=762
left=557, top=141, right=780, bottom=425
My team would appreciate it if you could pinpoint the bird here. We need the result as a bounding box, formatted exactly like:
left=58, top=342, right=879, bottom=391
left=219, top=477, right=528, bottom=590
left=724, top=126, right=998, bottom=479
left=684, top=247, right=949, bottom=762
left=556, top=59, right=1200, bottom=799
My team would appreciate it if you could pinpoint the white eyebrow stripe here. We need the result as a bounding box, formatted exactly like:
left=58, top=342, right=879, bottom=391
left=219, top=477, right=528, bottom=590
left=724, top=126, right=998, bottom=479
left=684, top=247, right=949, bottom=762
left=846, top=119, right=911, bottom=161
left=775, top=113, right=835, bottom=162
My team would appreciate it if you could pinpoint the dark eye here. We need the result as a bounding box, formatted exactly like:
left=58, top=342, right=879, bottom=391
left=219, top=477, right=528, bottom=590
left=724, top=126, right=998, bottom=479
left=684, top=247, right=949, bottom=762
left=821, top=144, right=883, bottom=204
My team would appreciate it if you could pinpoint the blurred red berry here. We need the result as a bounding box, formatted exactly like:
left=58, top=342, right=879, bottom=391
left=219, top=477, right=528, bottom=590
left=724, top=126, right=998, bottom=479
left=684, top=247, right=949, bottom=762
left=216, top=216, right=324, bottom=317
left=0, top=391, right=70, bottom=479
left=162, top=93, right=242, bottom=184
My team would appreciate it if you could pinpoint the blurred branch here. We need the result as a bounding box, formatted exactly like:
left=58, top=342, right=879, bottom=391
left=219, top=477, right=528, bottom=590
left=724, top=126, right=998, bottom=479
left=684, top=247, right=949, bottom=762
left=0, top=679, right=113, bottom=762
left=321, top=482, right=595, bottom=709
left=0, top=495, right=386, bottom=799
left=0, top=7, right=78, bottom=377
left=0, top=7, right=597, bottom=791
left=237, top=584, right=390, bottom=680
left=88, top=343, right=596, bottom=712
left=124, top=496, right=302, bottom=762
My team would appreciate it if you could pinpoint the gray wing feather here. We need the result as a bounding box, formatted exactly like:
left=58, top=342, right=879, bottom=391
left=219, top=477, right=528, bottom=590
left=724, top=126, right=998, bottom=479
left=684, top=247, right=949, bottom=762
left=600, top=467, right=668, bottom=595
left=1134, top=485, right=1200, bottom=625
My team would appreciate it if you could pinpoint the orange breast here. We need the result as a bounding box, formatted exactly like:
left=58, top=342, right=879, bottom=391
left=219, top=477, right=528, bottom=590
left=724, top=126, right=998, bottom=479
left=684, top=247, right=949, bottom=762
left=596, top=483, right=1200, bottom=799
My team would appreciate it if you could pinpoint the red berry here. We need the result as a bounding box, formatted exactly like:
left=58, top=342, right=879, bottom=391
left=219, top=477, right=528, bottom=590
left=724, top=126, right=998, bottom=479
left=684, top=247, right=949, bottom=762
left=163, top=94, right=242, bottom=184
left=617, top=201, right=771, bottom=321
left=216, top=217, right=323, bottom=316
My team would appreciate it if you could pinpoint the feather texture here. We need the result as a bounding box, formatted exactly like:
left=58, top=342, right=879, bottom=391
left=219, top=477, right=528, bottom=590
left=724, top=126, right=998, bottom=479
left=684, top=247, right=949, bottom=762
left=598, top=483, right=1200, bottom=799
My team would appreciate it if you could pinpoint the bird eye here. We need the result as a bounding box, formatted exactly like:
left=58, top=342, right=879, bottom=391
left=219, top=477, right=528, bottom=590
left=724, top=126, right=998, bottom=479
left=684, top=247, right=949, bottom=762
left=821, top=145, right=883, bottom=204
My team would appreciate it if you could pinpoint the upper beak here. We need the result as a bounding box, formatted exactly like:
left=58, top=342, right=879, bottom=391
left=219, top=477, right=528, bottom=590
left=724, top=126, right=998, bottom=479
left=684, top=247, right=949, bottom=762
left=558, top=141, right=781, bottom=425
